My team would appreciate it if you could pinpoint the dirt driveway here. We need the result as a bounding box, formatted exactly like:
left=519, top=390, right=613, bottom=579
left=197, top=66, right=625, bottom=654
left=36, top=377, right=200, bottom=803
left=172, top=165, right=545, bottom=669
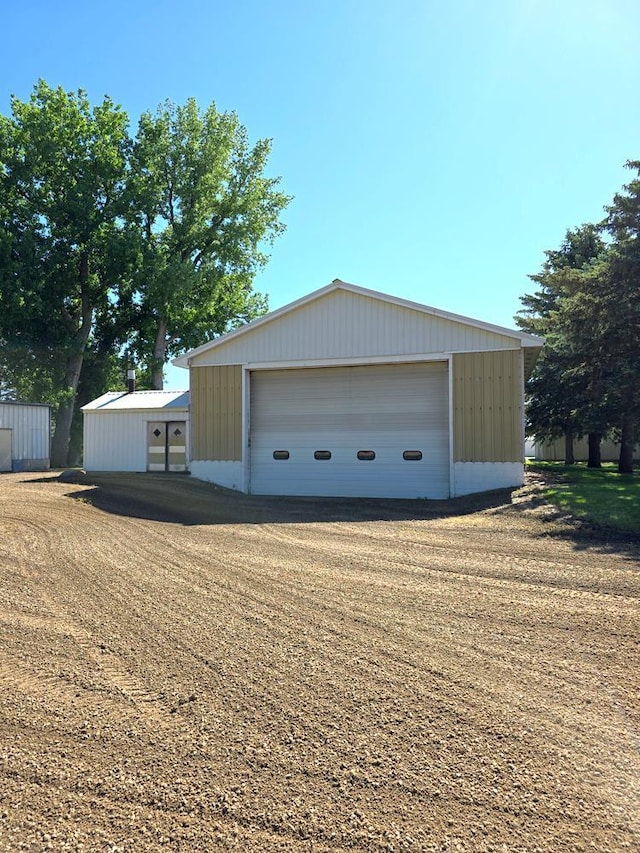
left=0, top=471, right=639, bottom=851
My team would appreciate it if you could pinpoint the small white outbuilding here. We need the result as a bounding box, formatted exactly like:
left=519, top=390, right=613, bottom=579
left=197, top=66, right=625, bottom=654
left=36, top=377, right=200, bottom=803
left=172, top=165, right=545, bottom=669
left=0, top=401, right=51, bottom=472
left=82, top=390, right=189, bottom=473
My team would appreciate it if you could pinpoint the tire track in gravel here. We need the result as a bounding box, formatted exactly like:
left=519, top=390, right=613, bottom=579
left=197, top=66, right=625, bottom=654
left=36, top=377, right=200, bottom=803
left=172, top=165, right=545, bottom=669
left=255, top=520, right=640, bottom=599
left=207, top=521, right=640, bottom=829
left=103, top=518, right=640, bottom=783
left=159, top=529, right=628, bottom=703
left=2, top=472, right=639, bottom=850
left=0, top=653, right=83, bottom=711
left=0, top=514, right=181, bottom=732
left=0, top=614, right=180, bottom=732
left=0, top=775, right=359, bottom=853
left=144, top=543, right=632, bottom=801
left=233, top=523, right=640, bottom=693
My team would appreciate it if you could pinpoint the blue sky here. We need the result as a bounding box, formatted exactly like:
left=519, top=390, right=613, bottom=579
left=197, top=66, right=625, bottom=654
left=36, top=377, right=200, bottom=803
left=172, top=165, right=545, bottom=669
left=3, top=0, right=640, bottom=389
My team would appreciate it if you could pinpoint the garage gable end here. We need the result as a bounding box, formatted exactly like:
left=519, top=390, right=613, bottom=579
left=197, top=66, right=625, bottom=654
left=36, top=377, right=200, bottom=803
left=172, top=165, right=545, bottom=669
left=178, top=282, right=532, bottom=368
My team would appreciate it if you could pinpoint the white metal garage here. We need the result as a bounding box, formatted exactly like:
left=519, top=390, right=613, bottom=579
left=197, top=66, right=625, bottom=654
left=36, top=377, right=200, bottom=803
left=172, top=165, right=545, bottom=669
left=250, top=362, right=450, bottom=498
left=175, top=280, right=543, bottom=498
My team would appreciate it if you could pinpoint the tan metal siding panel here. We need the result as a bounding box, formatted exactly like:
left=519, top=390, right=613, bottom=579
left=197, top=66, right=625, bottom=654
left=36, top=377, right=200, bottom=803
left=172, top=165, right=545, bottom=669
left=191, top=369, right=203, bottom=458
left=190, top=290, right=520, bottom=366
left=190, top=365, right=242, bottom=461
left=453, top=351, right=523, bottom=463
left=212, top=367, right=220, bottom=459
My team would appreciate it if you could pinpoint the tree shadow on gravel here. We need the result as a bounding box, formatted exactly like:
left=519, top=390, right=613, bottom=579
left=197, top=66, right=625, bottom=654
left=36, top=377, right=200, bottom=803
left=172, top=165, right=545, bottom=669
left=532, top=517, right=640, bottom=562
left=54, top=470, right=519, bottom=527
left=490, top=472, right=640, bottom=562
left=30, top=470, right=640, bottom=560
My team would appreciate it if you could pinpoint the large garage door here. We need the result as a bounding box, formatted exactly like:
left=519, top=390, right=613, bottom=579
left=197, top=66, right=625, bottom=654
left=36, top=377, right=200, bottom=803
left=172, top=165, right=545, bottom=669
left=250, top=362, right=449, bottom=498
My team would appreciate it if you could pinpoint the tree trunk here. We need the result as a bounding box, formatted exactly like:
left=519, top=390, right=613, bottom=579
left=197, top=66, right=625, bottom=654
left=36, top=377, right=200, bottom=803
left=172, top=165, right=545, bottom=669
left=50, top=252, right=93, bottom=468
left=618, top=414, right=635, bottom=474
left=587, top=432, right=602, bottom=468
left=151, top=318, right=167, bottom=390
left=564, top=431, right=575, bottom=465
left=50, top=348, right=86, bottom=467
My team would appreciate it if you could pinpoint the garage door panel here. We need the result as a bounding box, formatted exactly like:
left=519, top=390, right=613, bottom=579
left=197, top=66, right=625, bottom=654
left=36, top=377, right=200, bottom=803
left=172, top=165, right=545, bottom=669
left=255, top=411, right=440, bottom=432
left=250, top=363, right=449, bottom=498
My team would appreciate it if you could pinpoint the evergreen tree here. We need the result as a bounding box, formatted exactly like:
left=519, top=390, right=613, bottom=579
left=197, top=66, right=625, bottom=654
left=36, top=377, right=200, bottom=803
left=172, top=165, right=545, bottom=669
left=516, top=225, right=606, bottom=465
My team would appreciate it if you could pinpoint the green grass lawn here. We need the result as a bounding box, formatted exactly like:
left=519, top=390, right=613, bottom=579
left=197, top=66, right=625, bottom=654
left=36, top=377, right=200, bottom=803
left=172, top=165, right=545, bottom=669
left=527, top=461, right=640, bottom=534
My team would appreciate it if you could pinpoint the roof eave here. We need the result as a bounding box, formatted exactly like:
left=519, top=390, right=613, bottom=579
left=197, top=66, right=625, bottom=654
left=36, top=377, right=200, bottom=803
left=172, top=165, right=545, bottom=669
left=336, top=280, right=544, bottom=346
left=172, top=282, right=341, bottom=368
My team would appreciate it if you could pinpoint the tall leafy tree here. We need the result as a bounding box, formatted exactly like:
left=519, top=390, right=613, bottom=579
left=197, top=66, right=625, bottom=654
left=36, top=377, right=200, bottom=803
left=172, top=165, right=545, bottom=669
left=1, top=83, right=290, bottom=463
left=0, top=81, right=132, bottom=466
left=128, top=99, right=291, bottom=388
left=517, top=225, right=606, bottom=465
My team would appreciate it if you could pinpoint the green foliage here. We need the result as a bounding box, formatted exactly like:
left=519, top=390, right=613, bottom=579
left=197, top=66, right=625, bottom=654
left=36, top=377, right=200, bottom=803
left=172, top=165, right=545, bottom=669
left=0, top=81, right=290, bottom=463
left=516, top=225, right=607, bottom=445
left=0, top=338, right=65, bottom=404
left=527, top=462, right=640, bottom=533
left=602, top=161, right=640, bottom=435
left=0, top=80, right=133, bottom=465
left=128, top=98, right=291, bottom=386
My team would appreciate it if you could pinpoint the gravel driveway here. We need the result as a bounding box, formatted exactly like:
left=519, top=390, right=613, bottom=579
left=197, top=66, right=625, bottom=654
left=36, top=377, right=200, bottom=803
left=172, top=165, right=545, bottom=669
left=0, top=471, right=638, bottom=851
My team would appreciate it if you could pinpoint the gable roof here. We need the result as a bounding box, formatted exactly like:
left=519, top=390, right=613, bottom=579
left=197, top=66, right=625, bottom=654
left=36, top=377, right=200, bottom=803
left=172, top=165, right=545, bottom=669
left=173, top=279, right=543, bottom=368
left=82, top=390, right=189, bottom=412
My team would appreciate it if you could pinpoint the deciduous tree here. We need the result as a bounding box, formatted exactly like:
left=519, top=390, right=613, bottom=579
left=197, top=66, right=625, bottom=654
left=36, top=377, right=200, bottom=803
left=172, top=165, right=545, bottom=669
left=0, top=83, right=290, bottom=464
left=128, top=99, right=291, bottom=388
left=0, top=80, right=131, bottom=466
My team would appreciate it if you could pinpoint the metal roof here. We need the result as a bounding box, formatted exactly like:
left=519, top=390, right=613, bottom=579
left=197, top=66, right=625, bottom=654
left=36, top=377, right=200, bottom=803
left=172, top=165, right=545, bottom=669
left=173, top=279, right=543, bottom=368
left=0, top=400, right=52, bottom=409
left=81, top=390, right=189, bottom=412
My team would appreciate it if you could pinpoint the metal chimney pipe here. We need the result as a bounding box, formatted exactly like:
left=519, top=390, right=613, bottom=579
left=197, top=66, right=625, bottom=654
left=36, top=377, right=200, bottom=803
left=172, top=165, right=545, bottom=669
left=127, top=369, right=136, bottom=394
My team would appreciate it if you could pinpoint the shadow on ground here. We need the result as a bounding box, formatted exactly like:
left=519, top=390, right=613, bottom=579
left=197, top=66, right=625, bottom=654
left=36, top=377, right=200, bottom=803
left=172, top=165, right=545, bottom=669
left=50, top=470, right=518, bottom=527
left=24, top=470, right=640, bottom=560
left=490, top=473, right=640, bottom=561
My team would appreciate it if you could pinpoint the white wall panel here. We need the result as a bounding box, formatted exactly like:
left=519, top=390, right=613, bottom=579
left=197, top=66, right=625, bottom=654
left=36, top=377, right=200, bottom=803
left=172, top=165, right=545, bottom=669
left=534, top=437, right=640, bottom=462
left=190, top=460, right=244, bottom=491
left=192, top=289, right=518, bottom=367
left=453, top=462, right=523, bottom=496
